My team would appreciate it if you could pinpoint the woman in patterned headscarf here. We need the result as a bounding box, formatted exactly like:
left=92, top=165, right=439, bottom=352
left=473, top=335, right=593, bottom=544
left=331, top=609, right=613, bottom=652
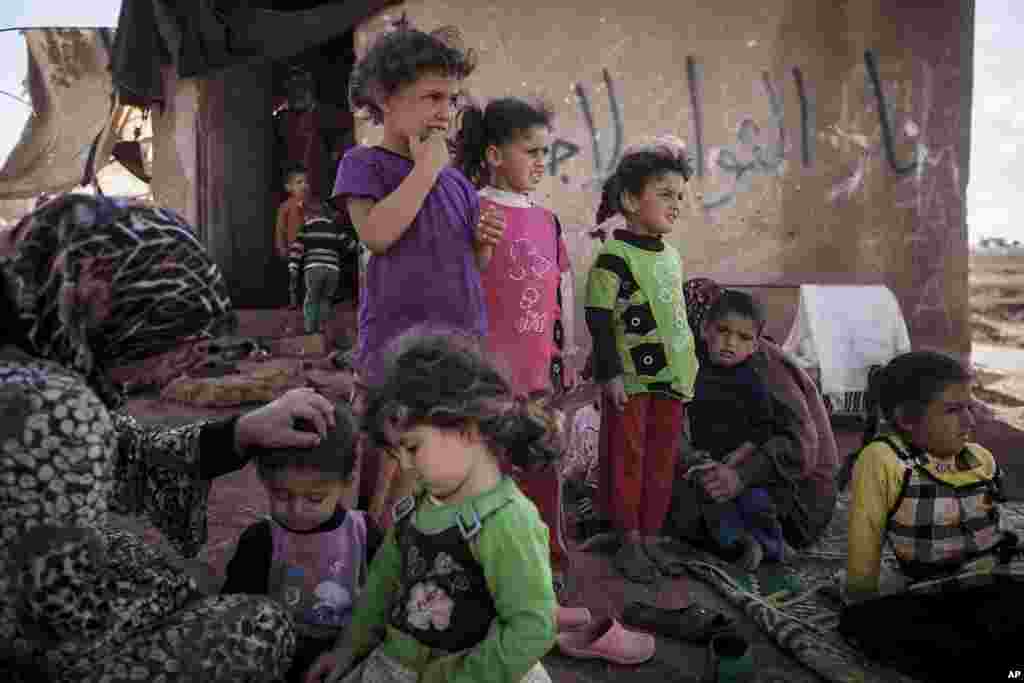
left=0, top=195, right=338, bottom=682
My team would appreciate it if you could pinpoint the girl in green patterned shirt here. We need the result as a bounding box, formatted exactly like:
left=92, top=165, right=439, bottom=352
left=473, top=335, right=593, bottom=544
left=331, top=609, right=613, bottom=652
left=585, top=143, right=699, bottom=584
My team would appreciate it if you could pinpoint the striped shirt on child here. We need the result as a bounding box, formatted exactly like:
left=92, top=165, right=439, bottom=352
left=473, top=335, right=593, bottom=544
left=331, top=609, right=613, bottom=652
left=288, top=215, right=361, bottom=274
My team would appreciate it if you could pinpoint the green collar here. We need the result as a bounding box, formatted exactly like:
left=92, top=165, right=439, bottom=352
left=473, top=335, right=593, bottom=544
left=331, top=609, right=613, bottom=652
left=410, top=476, right=518, bottom=535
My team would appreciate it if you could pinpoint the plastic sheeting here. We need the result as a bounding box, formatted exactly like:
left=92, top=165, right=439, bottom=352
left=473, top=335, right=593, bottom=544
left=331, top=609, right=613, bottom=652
left=0, top=29, right=126, bottom=200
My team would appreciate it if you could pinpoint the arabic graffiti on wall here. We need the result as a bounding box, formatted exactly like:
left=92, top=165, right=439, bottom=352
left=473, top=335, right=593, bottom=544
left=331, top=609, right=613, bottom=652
left=686, top=56, right=705, bottom=178
left=697, top=70, right=788, bottom=212
left=549, top=50, right=950, bottom=216
left=865, top=49, right=918, bottom=176
left=792, top=66, right=814, bottom=169
left=818, top=52, right=963, bottom=343
left=547, top=49, right=963, bottom=346
left=547, top=67, right=623, bottom=191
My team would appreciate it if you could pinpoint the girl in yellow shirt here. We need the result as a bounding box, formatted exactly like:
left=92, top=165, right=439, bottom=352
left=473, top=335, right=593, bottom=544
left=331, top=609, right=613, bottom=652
left=839, top=351, right=1023, bottom=682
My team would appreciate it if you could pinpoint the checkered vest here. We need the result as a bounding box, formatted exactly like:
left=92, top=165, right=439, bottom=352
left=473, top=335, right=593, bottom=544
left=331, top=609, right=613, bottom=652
left=879, top=437, right=1010, bottom=581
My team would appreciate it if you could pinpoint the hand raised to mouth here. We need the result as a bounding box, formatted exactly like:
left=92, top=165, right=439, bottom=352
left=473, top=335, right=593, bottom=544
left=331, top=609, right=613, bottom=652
left=409, top=129, right=452, bottom=179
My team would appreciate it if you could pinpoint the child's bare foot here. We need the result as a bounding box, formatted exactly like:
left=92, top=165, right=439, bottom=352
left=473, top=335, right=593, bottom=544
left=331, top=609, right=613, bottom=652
left=735, top=534, right=764, bottom=572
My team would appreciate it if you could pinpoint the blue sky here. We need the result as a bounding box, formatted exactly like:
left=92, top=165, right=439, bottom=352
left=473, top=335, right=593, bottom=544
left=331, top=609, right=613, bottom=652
left=0, top=1, right=1018, bottom=244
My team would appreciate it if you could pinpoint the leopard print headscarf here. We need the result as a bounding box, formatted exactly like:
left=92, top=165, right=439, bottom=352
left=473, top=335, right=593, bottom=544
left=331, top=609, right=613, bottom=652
left=1, top=194, right=234, bottom=408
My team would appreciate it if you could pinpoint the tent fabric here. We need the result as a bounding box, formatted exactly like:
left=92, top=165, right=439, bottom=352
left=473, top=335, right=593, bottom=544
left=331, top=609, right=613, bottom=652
left=782, top=285, right=912, bottom=398
left=109, top=0, right=169, bottom=108
left=111, top=0, right=403, bottom=107
left=0, top=29, right=125, bottom=201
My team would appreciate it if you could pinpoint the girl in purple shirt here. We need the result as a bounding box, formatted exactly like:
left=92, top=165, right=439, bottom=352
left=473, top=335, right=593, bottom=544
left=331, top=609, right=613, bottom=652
left=331, top=24, right=505, bottom=526
left=332, top=25, right=505, bottom=383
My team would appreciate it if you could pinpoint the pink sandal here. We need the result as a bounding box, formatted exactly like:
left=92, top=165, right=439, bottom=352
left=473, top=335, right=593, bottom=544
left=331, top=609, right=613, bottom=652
left=556, top=617, right=656, bottom=665
left=555, top=606, right=593, bottom=632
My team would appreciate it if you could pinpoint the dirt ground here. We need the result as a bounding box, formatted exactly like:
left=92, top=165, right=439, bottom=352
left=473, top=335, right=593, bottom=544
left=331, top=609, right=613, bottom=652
left=970, top=252, right=1024, bottom=428
left=970, top=253, right=1024, bottom=349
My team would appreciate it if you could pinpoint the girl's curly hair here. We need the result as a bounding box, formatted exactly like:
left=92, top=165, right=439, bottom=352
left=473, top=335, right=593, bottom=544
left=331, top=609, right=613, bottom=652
left=349, top=24, right=477, bottom=124
left=452, top=97, right=554, bottom=188
left=361, top=329, right=565, bottom=472
left=594, top=137, right=693, bottom=225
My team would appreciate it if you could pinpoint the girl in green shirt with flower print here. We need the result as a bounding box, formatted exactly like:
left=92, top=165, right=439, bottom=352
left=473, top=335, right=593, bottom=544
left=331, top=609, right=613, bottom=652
left=306, top=331, right=562, bottom=683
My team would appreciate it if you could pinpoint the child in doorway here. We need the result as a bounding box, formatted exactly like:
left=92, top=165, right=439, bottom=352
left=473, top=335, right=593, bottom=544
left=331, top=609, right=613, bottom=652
left=839, top=351, right=1024, bottom=682
left=289, top=210, right=362, bottom=335
left=585, top=146, right=698, bottom=584
left=305, top=332, right=561, bottom=683
left=452, top=96, right=580, bottom=602
left=221, top=404, right=383, bottom=683
left=277, top=162, right=312, bottom=308
left=675, top=290, right=787, bottom=570
left=331, top=24, right=505, bottom=526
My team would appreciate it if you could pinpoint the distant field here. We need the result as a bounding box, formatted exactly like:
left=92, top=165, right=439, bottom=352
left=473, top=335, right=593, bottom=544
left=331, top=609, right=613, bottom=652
left=970, top=253, right=1024, bottom=348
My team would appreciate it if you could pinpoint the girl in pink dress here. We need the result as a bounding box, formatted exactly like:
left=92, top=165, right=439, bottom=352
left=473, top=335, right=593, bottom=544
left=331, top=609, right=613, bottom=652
left=453, top=98, right=585, bottom=626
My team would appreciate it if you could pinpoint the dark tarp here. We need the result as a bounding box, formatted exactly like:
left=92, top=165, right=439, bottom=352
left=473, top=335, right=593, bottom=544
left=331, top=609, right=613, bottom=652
left=111, top=0, right=403, bottom=107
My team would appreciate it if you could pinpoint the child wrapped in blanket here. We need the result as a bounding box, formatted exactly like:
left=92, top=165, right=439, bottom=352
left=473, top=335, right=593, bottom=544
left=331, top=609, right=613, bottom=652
left=666, top=289, right=838, bottom=577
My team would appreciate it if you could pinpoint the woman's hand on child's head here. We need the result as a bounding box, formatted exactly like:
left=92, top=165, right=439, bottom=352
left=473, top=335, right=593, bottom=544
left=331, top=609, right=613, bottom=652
left=701, top=462, right=742, bottom=502
left=603, top=376, right=628, bottom=412
left=474, top=204, right=506, bottom=248
left=409, top=128, right=451, bottom=179
left=235, top=387, right=337, bottom=453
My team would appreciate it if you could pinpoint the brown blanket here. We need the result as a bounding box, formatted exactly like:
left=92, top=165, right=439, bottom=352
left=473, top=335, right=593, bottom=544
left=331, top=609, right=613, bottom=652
left=750, top=339, right=839, bottom=498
